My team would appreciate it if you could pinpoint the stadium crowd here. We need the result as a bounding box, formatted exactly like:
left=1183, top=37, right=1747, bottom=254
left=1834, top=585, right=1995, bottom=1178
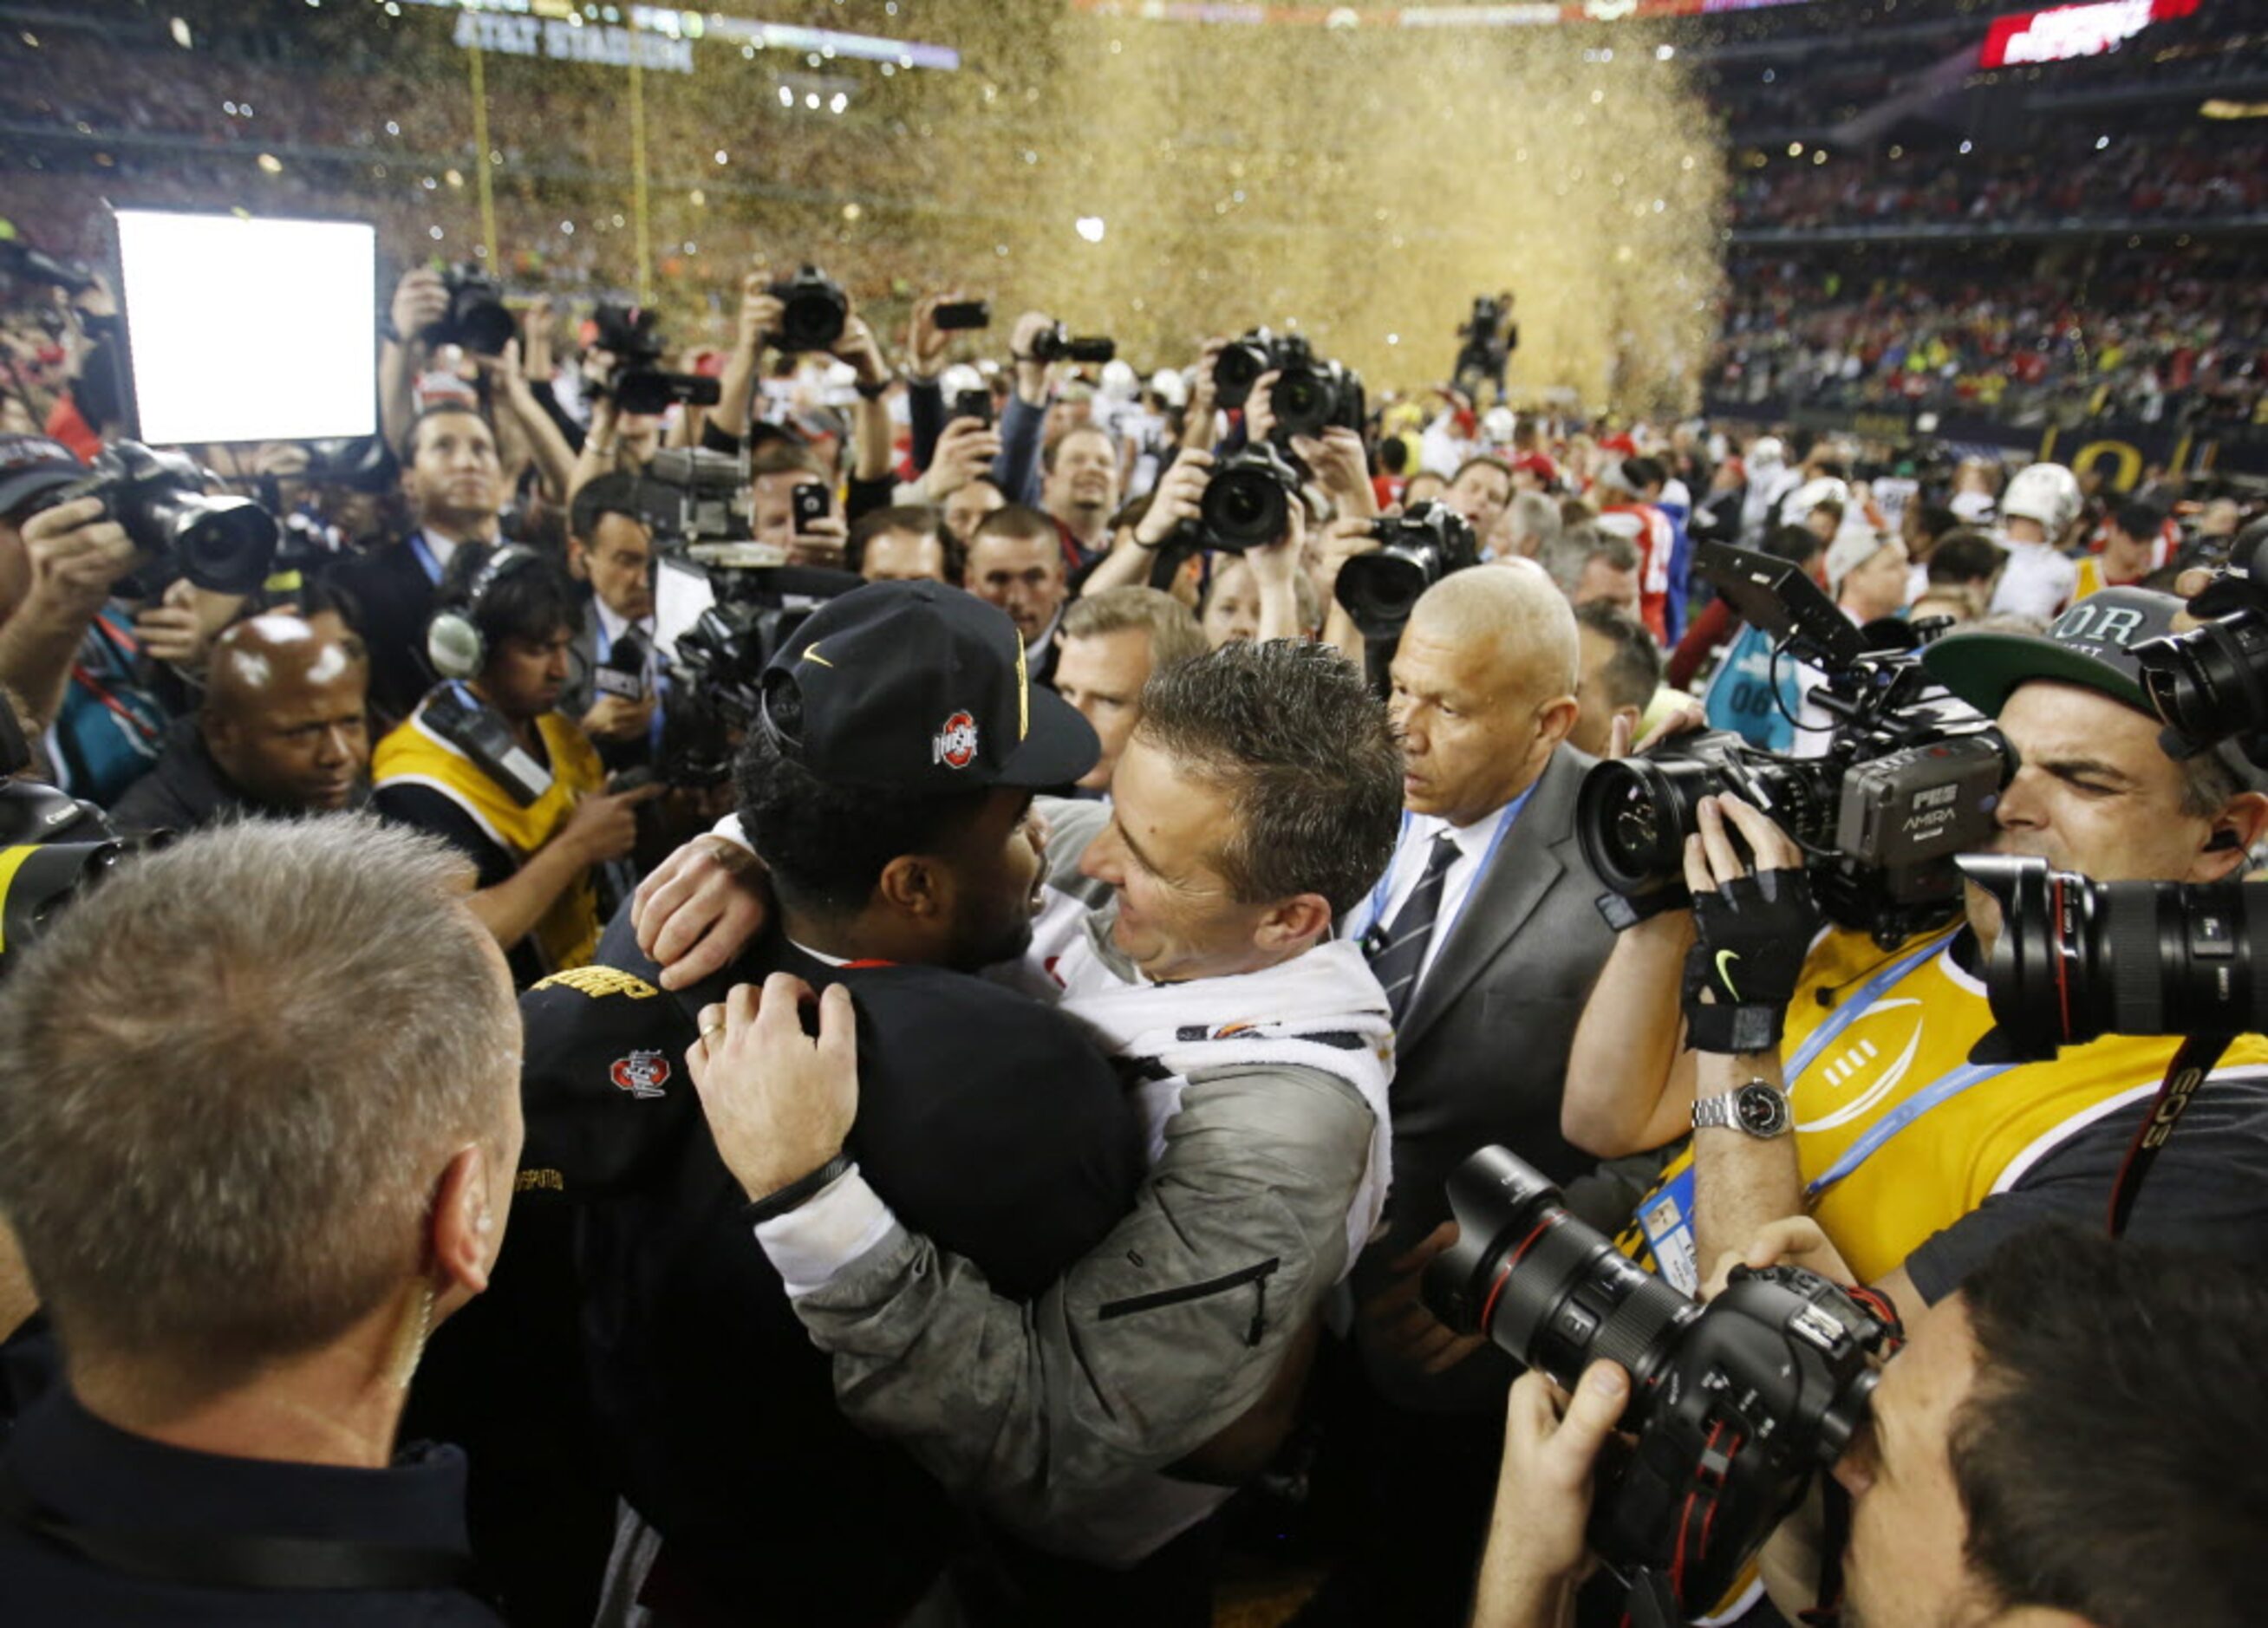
left=1, top=3, right=2267, bottom=1626
left=0, top=173, right=2263, bottom=1625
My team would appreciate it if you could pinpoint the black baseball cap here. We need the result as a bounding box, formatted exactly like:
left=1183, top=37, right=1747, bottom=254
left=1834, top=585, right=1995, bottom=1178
left=762, top=580, right=1098, bottom=791
left=0, top=434, right=84, bottom=519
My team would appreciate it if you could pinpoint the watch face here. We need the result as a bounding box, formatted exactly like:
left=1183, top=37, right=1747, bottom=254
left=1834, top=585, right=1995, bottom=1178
left=1737, top=1083, right=1789, bottom=1136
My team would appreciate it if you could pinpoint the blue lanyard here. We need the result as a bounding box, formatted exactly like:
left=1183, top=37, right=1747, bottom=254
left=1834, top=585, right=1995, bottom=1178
left=407, top=532, right=445, bottom=587
left=1784, top=932, right=1953, bottom=1080
left=1804, top=1060, right=2013, bottom=1200
left=1782, top=928, right=2015, bottom=1200
left=1356, top=788, right=1529, bottom=950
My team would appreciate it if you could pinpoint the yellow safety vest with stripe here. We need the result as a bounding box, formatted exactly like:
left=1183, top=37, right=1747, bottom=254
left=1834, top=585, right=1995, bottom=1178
left=372, top=698, right=606, bottom=977
left=1620, top=922, right=2268, bottom=1290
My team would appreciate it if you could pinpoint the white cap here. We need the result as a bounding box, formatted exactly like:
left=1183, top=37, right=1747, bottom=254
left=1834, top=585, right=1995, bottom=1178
left=1748, top=435, right=1786, bottom=466
left=1824, top=526, right=1893, bottom=589
left=1099, top=358, right=1137, bottom=399
left=939, top=362, right=985, bottom=398
left=2001, top=461, right=2082, bottom=536
left=1482, top=406, right=1516, bottom=444
left=1149, top=368, right=1189, bottom=409
left=1787, top=476, right=1851, bottom=519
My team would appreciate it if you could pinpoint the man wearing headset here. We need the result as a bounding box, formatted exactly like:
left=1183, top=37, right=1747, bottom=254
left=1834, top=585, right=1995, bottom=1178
left=372, top=544, right=661, bottom=986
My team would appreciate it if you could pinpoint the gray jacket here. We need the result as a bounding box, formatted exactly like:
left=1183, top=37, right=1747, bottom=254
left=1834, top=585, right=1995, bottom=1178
left=758, top=799, right=1378, bottom=1560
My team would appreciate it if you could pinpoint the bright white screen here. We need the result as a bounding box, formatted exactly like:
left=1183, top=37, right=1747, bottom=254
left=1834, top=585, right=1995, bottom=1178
left=115, top=210, right=376, bottom=445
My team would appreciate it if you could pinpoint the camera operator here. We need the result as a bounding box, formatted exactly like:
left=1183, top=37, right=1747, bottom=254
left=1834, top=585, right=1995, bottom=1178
left=559, top=473, right=662, bottom=762
left=1565, top=588, right=2268, bottom=1328
left=710, top=270, right=900, bottom=523
left=0, top=818, right=522, bottom=1625
left=109, top=612, right=370, bottom=832
left=1469, top=1222, right=2268, bottom=1628
left=0, top=434, right=244, bottom=804
left=371, top=545, right=662, bottom=985
left=332, top=406, right=508, bottom=726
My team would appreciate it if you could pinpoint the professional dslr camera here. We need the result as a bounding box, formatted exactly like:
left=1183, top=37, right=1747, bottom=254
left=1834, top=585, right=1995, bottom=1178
left=1212, top=329, right=1365, bottom=441
left=766, top=264, right=850, bottom=354
left=590, top=303, right=720, bottom=417
left=1183, top=440, right=1306, bottom=556
left=0, top=696, right=147, bottom=980
left=1428, top=1147, right=1897, bottom=1619
left=1335, top=502, right=1480, bottom=638
left=1578, top=541, right=2011, bottom=947
left=1026, top=322, right=1115, bottom=366
left=2133, top=515, right=2268, bottom=772
left=1958, top=855, right=2268, bottom=1063
left=424, top=263, right=516, bottom=356
left=26, top=440, right=277, bottom=596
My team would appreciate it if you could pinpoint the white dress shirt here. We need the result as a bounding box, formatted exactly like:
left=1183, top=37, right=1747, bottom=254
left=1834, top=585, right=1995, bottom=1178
left=1346, top=795, right=1525, bottom=996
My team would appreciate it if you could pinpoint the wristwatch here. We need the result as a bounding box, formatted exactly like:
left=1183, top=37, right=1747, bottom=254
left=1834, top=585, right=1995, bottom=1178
left=1691, top=1080, right=1792, bottom=1139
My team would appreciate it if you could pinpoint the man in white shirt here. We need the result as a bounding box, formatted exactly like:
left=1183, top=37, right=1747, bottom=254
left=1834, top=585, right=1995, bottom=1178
left=1315, top=560, right=1623, bottom=1625
left=1988, top=460, right=2082, bottom=623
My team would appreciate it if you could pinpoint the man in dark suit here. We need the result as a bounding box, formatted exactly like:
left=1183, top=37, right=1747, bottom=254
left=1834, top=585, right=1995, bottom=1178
left=558, top=473, right=661, bottom=772
left=329, top=407, right=505, bottom=727
left=1305, top=559, right=1621, bottom=1627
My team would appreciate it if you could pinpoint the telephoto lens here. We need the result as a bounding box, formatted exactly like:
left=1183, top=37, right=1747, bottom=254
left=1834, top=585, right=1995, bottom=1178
left=1427, top=1146, right=1894, bottom=1615
left=2133, top=522, right=2268, bottom=761
left=1958, top=854, right=2268, bottom=1062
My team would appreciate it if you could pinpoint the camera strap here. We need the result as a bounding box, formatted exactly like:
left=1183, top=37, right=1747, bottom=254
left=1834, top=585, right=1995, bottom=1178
left=2106, top=1032, right=2233, bottom=1239
left=0, top=1460, right=469, bottom=1592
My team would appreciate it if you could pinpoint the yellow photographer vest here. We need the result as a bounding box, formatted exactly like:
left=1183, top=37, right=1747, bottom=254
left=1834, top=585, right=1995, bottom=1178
left=373, top=699, right=606, bottom=976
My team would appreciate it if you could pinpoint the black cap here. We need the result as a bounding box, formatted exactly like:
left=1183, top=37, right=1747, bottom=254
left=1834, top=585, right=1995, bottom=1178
left=0, top=433, right=84, bottom=518
left=762, top=580, right=1098, bottom=791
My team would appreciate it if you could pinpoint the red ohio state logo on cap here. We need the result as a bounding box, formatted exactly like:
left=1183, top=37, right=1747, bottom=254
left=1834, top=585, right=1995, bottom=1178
left=934, top=710, right=979, bottom=769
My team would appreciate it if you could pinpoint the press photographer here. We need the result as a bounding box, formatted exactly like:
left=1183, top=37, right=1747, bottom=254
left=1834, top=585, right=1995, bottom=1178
left=1564, top=584, right=2268, bottom=1332
left=0, top=435, right=262, bottom=803
left=1462, top=1218, right=2268, bottom=1628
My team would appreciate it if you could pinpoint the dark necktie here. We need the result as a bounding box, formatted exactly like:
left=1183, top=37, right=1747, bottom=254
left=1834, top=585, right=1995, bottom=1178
left=1367, top=831, right=1461, bottom=1023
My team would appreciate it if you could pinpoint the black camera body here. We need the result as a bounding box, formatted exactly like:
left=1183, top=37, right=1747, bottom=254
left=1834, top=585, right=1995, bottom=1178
left=1212, top=329, right=1364, bottom=441
left=1959, top=854, right=2268, bottom=1062
left=767, top=265, right=849, bottom=354
left=1579, top=541, right=2011, bottom=947
left=1027, top=323, right=1115, bottom=366
left=1189, top=441, right=1306, bottom=555
left=2134, top=517, right=2268, bottom=770
left=427, top=263, right=516, bottom=356
left=640, top=447, right=750, bottom=547
left=0, top=695, right=146, bottom=980
left=1335, top=502, right=1480, bottom=638
left=661, top=557, right=863, bottom=786
left=29, top=440, right=277, bottom=596
left=1428, top=1147, right=1893, bottom=1618
left=591, top=303, right=721, bottom=417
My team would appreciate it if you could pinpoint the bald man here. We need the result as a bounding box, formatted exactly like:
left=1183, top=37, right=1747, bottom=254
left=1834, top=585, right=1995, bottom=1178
left=1314, top=560, right=1625, bottom=1626
left=109, top=614, right=370, bottom=832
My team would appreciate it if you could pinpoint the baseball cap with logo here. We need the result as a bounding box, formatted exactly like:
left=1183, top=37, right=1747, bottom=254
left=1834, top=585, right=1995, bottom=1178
left=0, top=433, right=85, bottom=519
left=1922, top=586, right=2261, bottom=785
left=762, top=579, right=1098, bottom=791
